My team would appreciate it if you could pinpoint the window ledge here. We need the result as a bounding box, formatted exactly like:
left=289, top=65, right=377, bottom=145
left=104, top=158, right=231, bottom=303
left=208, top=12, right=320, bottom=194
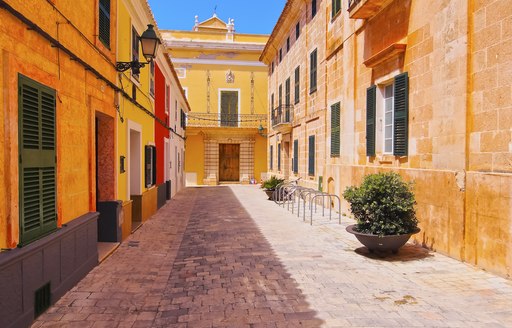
left=363, top=43, right=406, bottom=68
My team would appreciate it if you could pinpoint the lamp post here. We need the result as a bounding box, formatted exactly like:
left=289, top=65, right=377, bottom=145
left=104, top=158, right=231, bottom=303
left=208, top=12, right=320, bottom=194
left=115, top=24, right=161, bottom=74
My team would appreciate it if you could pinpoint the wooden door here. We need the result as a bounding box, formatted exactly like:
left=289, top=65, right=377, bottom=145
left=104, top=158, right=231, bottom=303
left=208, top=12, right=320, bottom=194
left=219, top=144, right=240, bottom=181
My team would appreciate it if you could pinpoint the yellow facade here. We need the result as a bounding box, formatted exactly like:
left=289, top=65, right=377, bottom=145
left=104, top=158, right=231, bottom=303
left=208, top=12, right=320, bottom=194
left=0, top=0, right=117, bottom=248
left=162, top=15, right=269, bottom=185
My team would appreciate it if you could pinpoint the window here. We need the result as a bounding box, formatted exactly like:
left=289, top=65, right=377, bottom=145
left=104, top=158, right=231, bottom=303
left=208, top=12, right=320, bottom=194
left=312, top=0, right=317, bottom=18
left=279, top=48, right=282, bottom=62
left=98, top=0, right=110, bottom=48
left=18, top=75, right=57, bottom=245
left=332, top=0, right=341, bottom=18
left=220, top=90, right=238, bottom=127
left=145, top=145, right=156, bottom=188
left=165, top=84, right=170, bottom=115
left=271, top=61, right=274, bottom=74
left=293, top=139, right=298, bottom=174
left=308, top=135, right=315, bottom=176
left=180, top=109, right=186, bottom=129
left=278, top=143, right=281, bottom=171
left=278, top=84, right=282, bottom=106
left=366, top=72, right=409, bottom=157
left=286, top=37, right=290, bottom=52
left=383, top=84, right=394, bottom=153
left=285, top=78, right=291, bottom=106
left=132, top=27, right=140, bottom=80
left=175, top=100, right=178, bottom=122
left=310, top=49, right=317, bottom=93
left=270, top=145, right=274, bottom=170
left=295, top=22, right=300, bottom=39
left=270, top=93, right=274, bottom=110
left=149, top=61, right=155, bottom=97
left=331, top=102, right=341, bottom=157
left=294, top=66, right=300, bottom=104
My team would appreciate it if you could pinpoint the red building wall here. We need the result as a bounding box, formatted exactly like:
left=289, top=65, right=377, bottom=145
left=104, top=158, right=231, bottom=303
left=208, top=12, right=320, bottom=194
left=155, top=64, right=169, bottom=185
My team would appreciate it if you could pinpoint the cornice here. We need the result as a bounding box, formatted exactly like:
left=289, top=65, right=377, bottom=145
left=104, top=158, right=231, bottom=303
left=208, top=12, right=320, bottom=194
left=164, top=40, right=265, bottom=52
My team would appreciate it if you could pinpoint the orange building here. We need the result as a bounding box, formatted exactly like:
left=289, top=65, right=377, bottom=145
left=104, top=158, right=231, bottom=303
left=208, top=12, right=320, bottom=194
left=0, top=0, right=118, bottom=326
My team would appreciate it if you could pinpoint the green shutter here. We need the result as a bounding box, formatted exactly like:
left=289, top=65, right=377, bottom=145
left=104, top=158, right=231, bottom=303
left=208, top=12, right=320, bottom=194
left=285, top=78, right=291, bottom=106
left=270, top=145, right=273, bottom=170
left=308, top=135, right=315, bottom=176
left=332, top=0, right=341, bottom=17
left=294, top=66, right=300, bottom=104
left=278, top=143, right=281, bottom=171
left=293, top=139, right=298, bottom=174
left=98, top=0, right=111, bottom=48
left=330, top=102, right=341, bottom=157
left=19, top=75, right=57, bottom=245
left=366, top=85, right=376, bottom=157
left=221, top=91, right=238, bottom=127
left=393, top=72, right=409, bottom=156
left=310, top=50, right=317, bottom=92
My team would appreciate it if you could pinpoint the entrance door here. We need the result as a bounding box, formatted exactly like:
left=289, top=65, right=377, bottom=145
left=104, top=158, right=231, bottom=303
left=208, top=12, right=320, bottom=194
left=219, top=144, right=240, bottom=182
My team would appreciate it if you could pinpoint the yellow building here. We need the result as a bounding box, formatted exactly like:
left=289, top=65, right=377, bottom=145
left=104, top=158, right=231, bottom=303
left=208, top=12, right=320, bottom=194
left=0, top=0, right=117, bottom=325
left=162, top=14, right=268, bottom=185
left=116, top=0, right=189, bottom=238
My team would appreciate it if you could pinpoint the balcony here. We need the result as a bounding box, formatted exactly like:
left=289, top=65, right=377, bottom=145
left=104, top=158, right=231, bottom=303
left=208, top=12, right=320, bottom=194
left=348, top=0, right=392, bottom=19
left=186, top=113, right=267, bottom=129
left=271, top=104, right=293, bottom=134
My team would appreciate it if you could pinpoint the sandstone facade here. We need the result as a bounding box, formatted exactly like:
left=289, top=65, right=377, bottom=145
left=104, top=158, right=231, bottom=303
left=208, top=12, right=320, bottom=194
left=261, top=0, right=512, bottom=277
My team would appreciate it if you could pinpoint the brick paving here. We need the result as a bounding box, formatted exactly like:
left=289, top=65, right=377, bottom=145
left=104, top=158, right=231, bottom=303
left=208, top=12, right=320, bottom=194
left=33, top=185, right=512, bottom=327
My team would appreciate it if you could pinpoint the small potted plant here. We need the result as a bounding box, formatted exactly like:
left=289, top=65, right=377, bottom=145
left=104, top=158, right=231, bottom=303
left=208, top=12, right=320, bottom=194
left=343, top=172, right=420, bottom=254
left=262, top=176, right=285, bottom=200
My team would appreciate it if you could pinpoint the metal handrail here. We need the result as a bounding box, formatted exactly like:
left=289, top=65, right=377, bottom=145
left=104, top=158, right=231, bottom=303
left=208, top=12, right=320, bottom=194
left=186, top=112, right=267, bottom=128
left=271, top=104, right=294, bottom=127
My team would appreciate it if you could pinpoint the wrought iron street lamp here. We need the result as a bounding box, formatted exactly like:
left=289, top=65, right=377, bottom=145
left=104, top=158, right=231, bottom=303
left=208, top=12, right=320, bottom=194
left=115, top=24, right=161, bottom=74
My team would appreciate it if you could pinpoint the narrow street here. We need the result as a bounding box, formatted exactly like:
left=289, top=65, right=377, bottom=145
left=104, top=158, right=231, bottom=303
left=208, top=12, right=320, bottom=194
left=34, top=186, right=512, bottom=328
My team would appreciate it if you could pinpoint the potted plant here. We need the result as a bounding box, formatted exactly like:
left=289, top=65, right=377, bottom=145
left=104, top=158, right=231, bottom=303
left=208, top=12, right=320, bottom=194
left=342, top=172, right=420, bottom=254
left=261, top=176, right=285, bottom=200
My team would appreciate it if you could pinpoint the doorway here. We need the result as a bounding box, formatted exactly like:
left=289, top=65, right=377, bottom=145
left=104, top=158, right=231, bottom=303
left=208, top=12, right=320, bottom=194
left=129, top=128, right=142, bottom=230
left=219, top=144, right=240, bottom=182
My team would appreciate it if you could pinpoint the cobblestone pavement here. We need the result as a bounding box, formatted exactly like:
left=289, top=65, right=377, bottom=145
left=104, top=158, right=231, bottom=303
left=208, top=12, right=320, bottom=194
left=33, top=185, right=512, bottom=327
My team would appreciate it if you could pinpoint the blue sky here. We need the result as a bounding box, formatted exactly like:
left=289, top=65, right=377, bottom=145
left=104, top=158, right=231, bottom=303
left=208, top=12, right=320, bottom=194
left=147, top=0, right=286, bottom=34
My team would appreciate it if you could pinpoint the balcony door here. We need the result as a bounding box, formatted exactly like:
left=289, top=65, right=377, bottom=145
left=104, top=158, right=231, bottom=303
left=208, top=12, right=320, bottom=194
left=220, top=90, right=238, bottom=127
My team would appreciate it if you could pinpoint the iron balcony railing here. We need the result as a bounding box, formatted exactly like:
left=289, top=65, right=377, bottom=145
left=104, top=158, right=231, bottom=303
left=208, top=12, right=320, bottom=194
left=186, top=112, right=267, bottom=129
left=271, top=104, right=294, bottom=127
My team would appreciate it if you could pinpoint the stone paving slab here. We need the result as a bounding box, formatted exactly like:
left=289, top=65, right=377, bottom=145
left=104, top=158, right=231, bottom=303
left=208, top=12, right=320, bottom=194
left=32, top=185, right=512, bottom=327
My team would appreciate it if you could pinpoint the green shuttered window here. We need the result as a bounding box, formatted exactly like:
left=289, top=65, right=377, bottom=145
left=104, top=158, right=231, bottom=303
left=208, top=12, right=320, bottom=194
left=308, top=135, right=315, bottom=176
left=365, top=72, right=409, bottom=157
left=310, top=49, right=317, bottom=93
left=332, top=0, right=341, bottom=18
left=278, top=143, right=281, bottom=171
left=19, top=75, right=57, bottom=245
left=99, top=0, right=111, bottom=48
left=331, top=102, right=341, bottom=157
left=145, top=145, right=156, bottom=188
left=294, top=66, right=300, bottom=104
left=393, top=72, right=409, bottom=156
left=270, top=145, right=273, bottom=170
left=293, top=139, right=298, bottom=174
left=366, top=85, right=376, bottom=157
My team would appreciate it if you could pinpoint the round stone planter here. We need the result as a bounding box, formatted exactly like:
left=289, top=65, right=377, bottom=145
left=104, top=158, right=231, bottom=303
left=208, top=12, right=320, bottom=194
left=346, top=224, right=420, bottom=254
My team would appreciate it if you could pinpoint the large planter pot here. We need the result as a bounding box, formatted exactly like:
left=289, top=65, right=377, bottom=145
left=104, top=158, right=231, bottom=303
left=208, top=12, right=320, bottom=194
left=264, top=189, right=275, bottom=200
left=346, top=224, right=420, bottom=254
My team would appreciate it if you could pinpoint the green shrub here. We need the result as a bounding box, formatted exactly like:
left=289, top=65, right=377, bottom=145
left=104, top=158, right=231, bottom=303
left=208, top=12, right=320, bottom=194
left=262, top=176, right=285, bottom=190
left=342, top=172, right=418, bottom=236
